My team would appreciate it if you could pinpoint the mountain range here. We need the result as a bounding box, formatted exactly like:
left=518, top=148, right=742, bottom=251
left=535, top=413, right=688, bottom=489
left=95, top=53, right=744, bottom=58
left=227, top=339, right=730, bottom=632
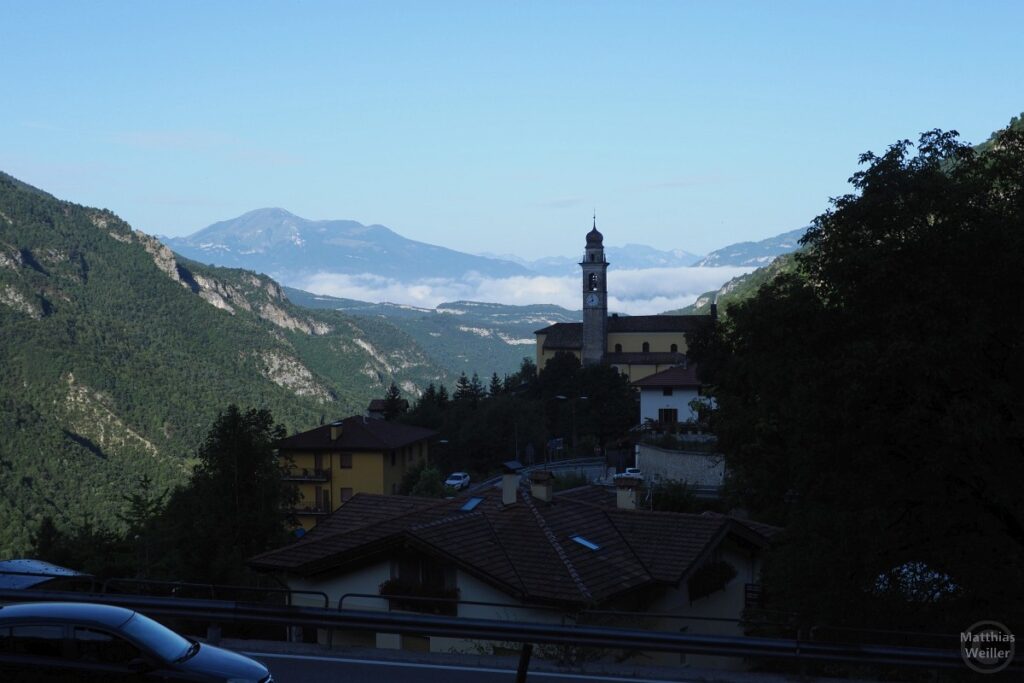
left=691, top=227, right=808, bottom=267
left=164, top=209, right=532, bottom=283
left=167, top=209, right=804, bottom=287
left=0, top=173, right=449, bottom=556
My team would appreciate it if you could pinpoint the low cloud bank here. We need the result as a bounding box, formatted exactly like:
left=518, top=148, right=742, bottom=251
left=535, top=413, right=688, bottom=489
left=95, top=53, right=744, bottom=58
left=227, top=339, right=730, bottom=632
left=298, top=266, right=755, bottom=316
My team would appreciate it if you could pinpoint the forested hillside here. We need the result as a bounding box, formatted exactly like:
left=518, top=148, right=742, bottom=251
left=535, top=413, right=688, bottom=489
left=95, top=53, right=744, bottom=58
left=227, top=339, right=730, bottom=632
left=285, top=288, right=575, bottom=377
left=0, top=173, right=446, bottom=555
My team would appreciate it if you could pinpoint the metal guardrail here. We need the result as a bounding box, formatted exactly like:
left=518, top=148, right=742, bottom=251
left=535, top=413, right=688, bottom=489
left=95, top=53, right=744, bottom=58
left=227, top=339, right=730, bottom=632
left=0, top=585, right=1005, bottom=675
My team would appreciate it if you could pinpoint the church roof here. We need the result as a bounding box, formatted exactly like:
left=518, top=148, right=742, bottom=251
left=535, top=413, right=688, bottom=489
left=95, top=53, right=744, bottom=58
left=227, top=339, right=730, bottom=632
left=608, top=315, right=710, bottom=333
left=586, top=226, right=603, bottom=245
left=534, top=322, right=582, bottom=349
left=535, top=315, right=711, bottom=350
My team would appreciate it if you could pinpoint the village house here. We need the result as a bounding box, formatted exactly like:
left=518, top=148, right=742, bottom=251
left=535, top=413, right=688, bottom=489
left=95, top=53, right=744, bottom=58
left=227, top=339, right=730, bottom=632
left=250, top=470, right=776, bottom=668
left=277, top=416, right=435, bottom=531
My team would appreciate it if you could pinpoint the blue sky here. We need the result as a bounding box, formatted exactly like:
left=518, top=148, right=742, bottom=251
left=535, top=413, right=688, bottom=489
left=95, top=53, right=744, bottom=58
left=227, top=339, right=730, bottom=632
left=3, top=1, right=1022, bottom=259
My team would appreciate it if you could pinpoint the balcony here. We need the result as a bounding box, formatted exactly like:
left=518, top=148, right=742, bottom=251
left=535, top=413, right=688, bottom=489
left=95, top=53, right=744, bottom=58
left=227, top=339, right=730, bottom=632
left=282, top=468, right=331, bottom=482
left=290, top=503, right=331, bottom=516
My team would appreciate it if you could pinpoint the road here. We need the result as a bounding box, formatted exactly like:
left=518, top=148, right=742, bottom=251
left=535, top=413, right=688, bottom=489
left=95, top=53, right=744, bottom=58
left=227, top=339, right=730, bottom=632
left=247, top=651, right=686, bottom=683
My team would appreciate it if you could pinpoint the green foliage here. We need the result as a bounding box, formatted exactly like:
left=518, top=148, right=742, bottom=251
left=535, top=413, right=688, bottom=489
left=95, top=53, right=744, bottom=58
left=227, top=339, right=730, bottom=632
left=402, top=351, right=636, bottom=477
left=410, top=466, right=446, bottom=498
left=157, top=406, right=297, bottom=583
left=691, top=125, right=1024, bottom=631
left=0, top=173, right=447, bottom=557
left=650, top=480, right=698, bottom=513
left=551, top=472, right=590, bottom=492
left=398, top=459, right=427, bottom=495
left=31, top=406, right=298, bottom=584
left=383, top=382, right=406, bottom=421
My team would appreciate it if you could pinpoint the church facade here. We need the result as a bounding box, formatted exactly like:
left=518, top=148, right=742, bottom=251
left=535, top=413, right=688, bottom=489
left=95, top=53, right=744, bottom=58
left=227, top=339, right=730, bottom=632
left=534, top=222, right=713, bottom=382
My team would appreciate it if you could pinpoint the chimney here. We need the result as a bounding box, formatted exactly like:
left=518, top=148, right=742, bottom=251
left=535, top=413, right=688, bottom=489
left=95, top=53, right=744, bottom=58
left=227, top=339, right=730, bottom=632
left=329, top=420, right=344, bottom=441
left=502, top=473, right=519, bottom=505
left=615, top=477, right=640, bottom=510
left=501, top=460, right=523, bottom=505
left=529, top=470, right=554, bottom=503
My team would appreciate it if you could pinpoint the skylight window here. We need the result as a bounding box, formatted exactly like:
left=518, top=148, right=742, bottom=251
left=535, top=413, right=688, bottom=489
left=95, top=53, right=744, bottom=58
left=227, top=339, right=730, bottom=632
left=460, top=497, right=483, bottom=512
left=571, top=535, right=601, bottom=551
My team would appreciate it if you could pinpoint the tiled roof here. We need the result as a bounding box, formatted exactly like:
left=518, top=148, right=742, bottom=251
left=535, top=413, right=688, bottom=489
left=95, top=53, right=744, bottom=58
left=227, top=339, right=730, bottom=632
left=534, top=322, right=582, bottom=349
left=276, top=416, right=436, bottom=452
left=250, top=485, right=772, bottom=607
left=631, top=364, right=702, bottom=388
left=535, top=315, right=711, bottom=351
left=608, top=315, right=711, bottom=333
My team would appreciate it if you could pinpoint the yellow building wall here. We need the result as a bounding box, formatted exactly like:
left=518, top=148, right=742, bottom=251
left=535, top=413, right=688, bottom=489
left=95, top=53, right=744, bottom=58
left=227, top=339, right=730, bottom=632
left=281, top=441, right=430, bottom=531
left=535, top=331, right=689, bottom=371
left=606, top=331, right=688, bottom=354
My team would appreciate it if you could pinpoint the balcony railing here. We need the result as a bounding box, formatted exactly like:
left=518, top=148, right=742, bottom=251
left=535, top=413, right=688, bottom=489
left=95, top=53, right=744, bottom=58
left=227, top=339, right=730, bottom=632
left=289, top=503, right=331, bottom=516
left=282, top=468, right=331, bottom=482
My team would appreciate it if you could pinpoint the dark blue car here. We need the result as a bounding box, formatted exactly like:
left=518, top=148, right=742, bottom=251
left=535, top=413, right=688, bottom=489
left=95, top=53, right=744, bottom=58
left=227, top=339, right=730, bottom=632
left=0, top=601, right=272, bottom=682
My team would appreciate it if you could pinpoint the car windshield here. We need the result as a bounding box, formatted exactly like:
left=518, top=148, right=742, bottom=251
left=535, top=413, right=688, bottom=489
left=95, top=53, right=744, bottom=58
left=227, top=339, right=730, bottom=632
left=120, top=612, right=192, bottom=663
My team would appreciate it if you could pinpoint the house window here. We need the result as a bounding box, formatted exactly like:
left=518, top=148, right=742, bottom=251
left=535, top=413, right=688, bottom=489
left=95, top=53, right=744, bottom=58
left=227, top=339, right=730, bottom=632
left=339, top=453, right=352, bottom=468
left=670, top=343, right=678, bottom=353
left=340, top=487, right=353, bottom=502
left=391, top=482, right=397, bottom=494
left=314, top=453, right=323, bottom=470
left=642, top=341, right=650, bottom=353
left=315, top=486, right=331, bottom=512
left=614, top=343, right=622, bottom=353
left=589, top=253, right=595, bottom=262
left=659, top=408, right=678, bottom=425
left=383, top=553, right=458, bottom=615
left=663, top=388, right=673, bottom=396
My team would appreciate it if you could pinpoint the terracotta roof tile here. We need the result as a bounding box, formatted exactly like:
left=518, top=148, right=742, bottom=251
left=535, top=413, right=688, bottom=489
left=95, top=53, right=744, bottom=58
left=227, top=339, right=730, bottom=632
left=631, top=364, right=701, bottom=388
left=276, top=416, right=436, bottom=452
left=251, top=485, right=773, bottom=608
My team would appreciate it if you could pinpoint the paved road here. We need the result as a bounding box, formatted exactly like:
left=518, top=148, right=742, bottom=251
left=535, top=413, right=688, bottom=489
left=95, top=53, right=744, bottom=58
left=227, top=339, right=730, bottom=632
left=247, top=651, right=686, bottom=683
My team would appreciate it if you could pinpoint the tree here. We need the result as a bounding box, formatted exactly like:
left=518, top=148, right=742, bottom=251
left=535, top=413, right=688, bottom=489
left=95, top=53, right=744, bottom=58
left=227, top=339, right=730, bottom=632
left=488, top=372, right=503, bottom=397
left=691, top=127, right=1024, bottom=631
left=383, top=382, right=406, bottom=421
left=410, top=466, right=446, bottom=498
left=158, top=406, right=296, bottom=584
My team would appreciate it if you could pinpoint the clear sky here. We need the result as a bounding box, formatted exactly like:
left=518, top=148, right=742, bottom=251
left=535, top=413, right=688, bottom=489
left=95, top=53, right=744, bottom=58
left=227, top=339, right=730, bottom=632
left=3, top=1, right=1022, bottom=259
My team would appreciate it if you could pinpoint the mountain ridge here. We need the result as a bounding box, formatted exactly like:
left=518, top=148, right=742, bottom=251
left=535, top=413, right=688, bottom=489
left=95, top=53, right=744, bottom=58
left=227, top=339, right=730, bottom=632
left=0, top=172, right=448, bottom=555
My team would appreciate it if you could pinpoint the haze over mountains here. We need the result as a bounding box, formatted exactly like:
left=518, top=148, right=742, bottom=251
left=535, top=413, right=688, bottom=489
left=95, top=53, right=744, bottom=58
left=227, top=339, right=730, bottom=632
left=166, top=209, right=805, bottom=314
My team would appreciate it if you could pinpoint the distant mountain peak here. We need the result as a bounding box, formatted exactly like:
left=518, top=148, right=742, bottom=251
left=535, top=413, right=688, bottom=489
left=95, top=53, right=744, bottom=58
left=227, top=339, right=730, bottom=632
left=165, top=210, right=531, bottom=283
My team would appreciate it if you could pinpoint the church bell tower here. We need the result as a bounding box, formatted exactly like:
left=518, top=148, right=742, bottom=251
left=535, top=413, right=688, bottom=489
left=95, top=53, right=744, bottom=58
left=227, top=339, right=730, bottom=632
left=580, top=217, right=608, bottom=366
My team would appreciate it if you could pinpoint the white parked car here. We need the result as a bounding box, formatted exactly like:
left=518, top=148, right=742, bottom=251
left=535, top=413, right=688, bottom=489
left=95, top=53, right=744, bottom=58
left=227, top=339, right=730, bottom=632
left=614, top=467, right=644, bottom=481
left=445, top=472, right=471, bottom=490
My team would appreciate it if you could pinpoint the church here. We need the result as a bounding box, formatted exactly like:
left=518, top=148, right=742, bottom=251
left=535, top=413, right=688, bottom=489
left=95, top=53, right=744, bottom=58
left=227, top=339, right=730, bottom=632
left=534, top=221, right=714, bottom=382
